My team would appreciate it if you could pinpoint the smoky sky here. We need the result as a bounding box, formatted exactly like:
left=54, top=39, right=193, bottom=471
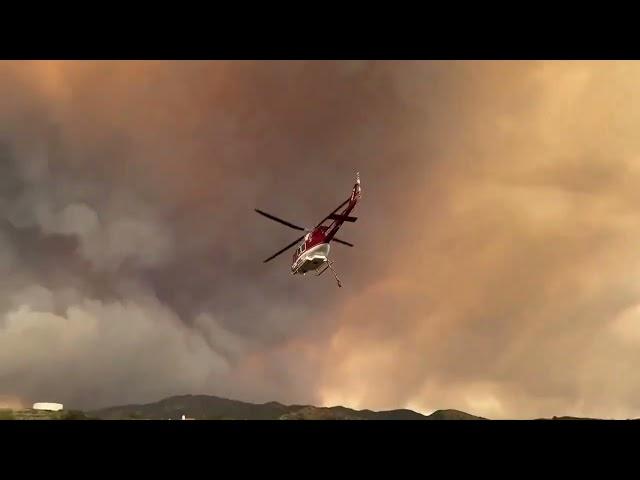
left=3, top=61, right=640, bottom=418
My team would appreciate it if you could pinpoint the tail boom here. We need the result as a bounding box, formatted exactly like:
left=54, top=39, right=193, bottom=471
left=326, top=172, right=362, bottom=242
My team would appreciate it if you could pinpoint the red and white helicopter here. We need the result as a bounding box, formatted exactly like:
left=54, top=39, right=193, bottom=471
left=255, top=172, right=362, bottom=287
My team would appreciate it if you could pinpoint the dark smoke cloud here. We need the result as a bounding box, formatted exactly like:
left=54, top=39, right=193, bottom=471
left=2, top=61, right=640, bottom=418
left=0, top=60, right=429, bottom=409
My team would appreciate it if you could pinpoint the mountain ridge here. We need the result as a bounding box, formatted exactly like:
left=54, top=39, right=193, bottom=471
left=4, top=394, right=636, bottom=419
left=89, top=394, right=486, bottom=420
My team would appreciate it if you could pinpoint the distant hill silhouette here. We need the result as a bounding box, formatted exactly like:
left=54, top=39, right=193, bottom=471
left=2, top=394, right=632, bottom=419
left=90, top=394, right=487, bottom=420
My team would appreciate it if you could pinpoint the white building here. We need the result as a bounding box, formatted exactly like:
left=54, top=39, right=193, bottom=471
left=32, top=402, right=63, bottom=411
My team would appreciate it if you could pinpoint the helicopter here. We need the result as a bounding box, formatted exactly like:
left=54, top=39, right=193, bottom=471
left=255, top=172, right=362, bottom=287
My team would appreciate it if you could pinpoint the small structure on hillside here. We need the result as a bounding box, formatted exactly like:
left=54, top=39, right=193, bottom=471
left=33, top=402, right=63, bottom=411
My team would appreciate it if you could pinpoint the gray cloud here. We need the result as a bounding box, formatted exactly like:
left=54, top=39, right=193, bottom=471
left=0, top=285, right=232, bottom=408
left=0, top=60, right=407, bottom=409
left=3, top=61, right=640, bottom=419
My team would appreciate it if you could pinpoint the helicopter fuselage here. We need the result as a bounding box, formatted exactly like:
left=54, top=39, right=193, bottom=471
left=291, top=228, right=331, bottom=275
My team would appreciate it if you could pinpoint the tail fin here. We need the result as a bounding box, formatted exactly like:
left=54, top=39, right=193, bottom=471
left=351, top=172, right=362, bottom=202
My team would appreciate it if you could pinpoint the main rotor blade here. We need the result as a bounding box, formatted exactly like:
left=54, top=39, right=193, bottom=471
left=263, top=235, right=306, bottom=263
left=255, top=209, right=306, bottom=231
left=332, top=237, right=354, bottom=247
